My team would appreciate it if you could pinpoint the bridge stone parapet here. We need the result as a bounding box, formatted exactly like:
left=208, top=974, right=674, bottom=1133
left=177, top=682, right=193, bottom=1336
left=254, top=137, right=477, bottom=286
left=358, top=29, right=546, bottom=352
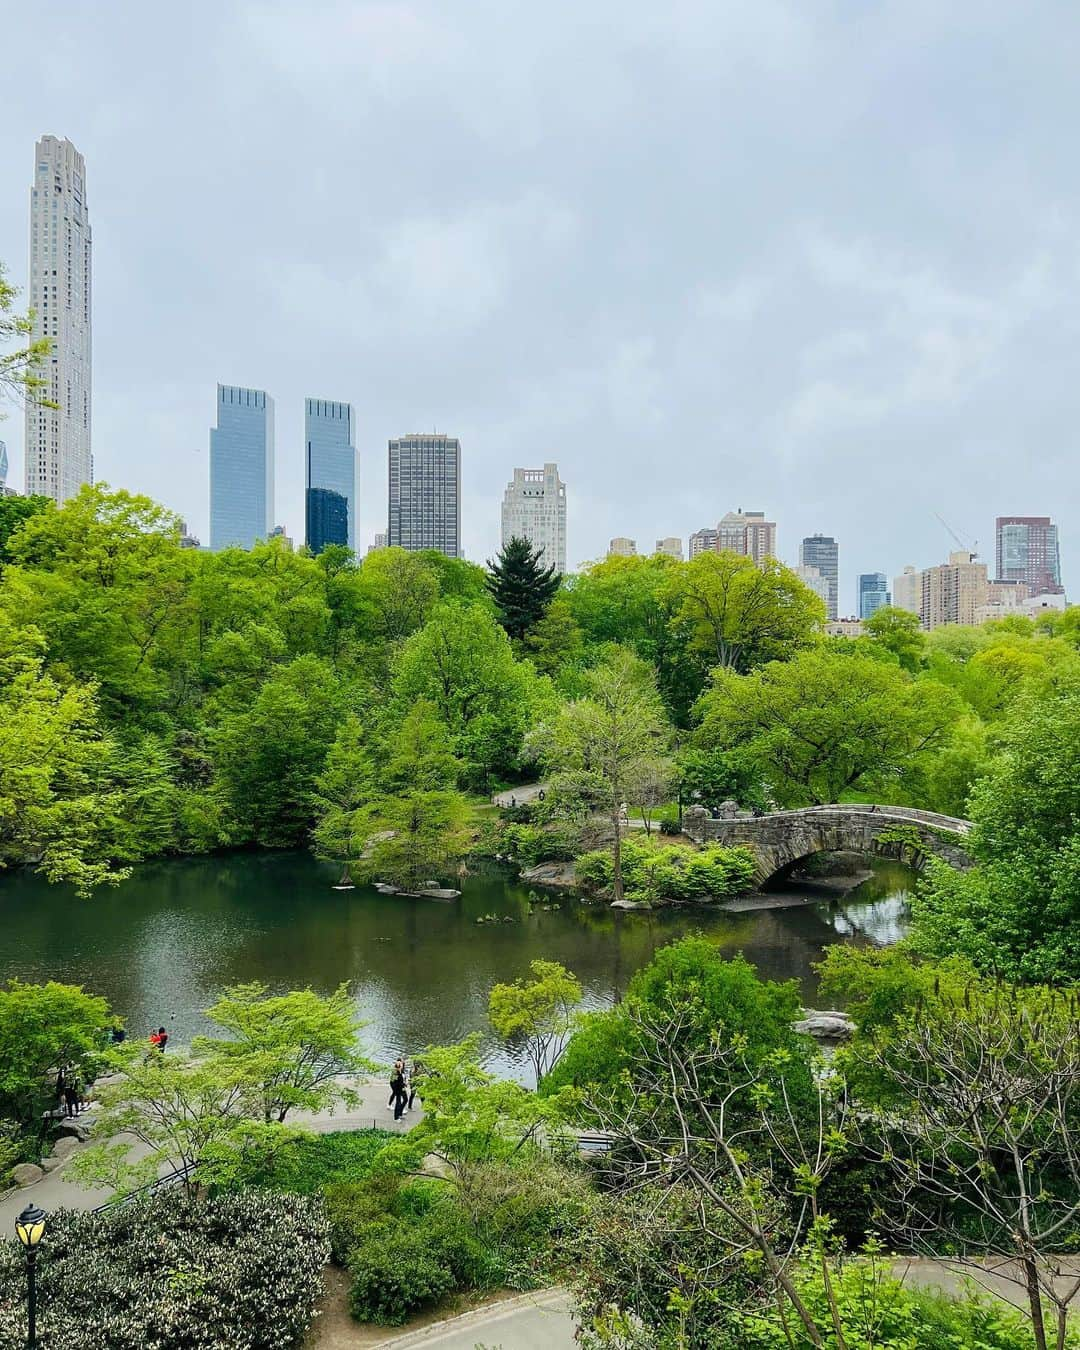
left=682, top=804, right=972, bottom=886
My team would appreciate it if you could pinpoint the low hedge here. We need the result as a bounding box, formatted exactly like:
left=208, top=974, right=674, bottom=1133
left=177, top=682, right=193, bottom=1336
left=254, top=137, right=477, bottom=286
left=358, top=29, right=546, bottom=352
left=0, top=1190, right=329, bottom=1349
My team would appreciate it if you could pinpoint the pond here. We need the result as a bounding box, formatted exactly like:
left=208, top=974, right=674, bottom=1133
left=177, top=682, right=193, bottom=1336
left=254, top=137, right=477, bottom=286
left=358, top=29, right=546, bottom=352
left=0, top=853, right=915, bottom=1080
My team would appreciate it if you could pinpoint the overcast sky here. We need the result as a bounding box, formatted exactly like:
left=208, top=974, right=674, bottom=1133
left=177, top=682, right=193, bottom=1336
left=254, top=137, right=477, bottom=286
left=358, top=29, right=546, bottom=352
left=1, top=1, right=1077, bottom=607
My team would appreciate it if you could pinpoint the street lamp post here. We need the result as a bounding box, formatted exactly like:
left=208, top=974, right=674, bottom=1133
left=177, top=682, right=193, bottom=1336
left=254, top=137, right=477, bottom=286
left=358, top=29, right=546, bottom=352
left=14, top=1204, right=46, bottom=1348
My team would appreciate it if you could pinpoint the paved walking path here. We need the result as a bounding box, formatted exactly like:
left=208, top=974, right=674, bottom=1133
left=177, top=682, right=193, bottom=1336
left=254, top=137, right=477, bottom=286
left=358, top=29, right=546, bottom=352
left=377, top=1289, right=575, bottom=1349
left=0, top=1079, right=418, bottom=1227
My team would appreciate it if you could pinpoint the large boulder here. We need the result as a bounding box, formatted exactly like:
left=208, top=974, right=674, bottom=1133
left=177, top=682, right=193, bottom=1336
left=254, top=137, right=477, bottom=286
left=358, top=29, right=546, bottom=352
left=50, top=1135, right=81, bottom=1159
left=55, top=1118, right=91, bottom=1142
left=12, top=1163, right=44, bottom=1187
left=794, top=1010, right=855, bottom=1041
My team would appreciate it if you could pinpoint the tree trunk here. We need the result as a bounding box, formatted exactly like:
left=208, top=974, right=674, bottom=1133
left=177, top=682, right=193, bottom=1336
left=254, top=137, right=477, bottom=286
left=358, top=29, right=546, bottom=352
left=1022, top=1255, right=1049, bottom=1350
left=612, top=809, right=624, bottom=903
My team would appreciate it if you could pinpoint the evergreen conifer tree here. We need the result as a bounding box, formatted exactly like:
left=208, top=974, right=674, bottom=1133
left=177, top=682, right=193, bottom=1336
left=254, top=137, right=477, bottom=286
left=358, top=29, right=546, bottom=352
left=485, top=535, right=561, bottom=640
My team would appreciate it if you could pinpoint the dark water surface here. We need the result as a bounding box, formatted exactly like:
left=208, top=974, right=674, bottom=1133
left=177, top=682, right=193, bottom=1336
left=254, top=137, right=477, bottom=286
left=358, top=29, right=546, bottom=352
left=0, top=853, right=913, bottom=1079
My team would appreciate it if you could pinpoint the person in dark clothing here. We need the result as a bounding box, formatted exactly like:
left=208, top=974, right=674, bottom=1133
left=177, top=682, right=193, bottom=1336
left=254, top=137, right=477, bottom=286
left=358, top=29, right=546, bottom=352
left=388, top=1060, right=407, bottom=1120
left=110, top=1021, right=126, bottom=1045
left=155, top=1026, right=168, bottom=1053
left=63, top=1080, right=79, bottom=1118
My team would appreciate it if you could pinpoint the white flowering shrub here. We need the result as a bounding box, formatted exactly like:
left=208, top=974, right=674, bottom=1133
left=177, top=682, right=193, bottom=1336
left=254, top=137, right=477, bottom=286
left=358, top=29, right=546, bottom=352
left=0, top=1189, right=329, bottom=1348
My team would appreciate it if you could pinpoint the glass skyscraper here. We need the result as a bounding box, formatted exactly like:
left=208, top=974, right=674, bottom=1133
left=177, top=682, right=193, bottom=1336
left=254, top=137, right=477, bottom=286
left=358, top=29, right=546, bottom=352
left=387, top=433, right=461, bottom=557
left=800, top=534, right=839, bottom=620
left=995, top=516, right=1063, bottom=594
left=305, top=399, right=357, bottom=554
left=209, top=385, right=275, bottom=551
left=858, top=572, right=890, bottom=620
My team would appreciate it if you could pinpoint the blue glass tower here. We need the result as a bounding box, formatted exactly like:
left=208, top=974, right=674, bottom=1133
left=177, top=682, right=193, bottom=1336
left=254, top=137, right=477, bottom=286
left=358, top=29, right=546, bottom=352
left=858, top=572, right=890, bottom=620
left=210, top=386, right=275, bottom=551
left=305, top=400, right=357, bottom=554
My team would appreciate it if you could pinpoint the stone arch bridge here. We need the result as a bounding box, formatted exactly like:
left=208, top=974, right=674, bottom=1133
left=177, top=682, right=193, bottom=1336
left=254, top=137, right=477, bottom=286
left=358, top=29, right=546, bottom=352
left=681, top=804, right=973, bottom=887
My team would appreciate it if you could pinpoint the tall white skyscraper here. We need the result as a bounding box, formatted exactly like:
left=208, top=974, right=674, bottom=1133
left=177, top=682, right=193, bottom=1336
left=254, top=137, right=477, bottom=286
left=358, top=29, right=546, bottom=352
left=25, top=136, right=92, bottom=503
left=500, top=462, right=567, bottom=572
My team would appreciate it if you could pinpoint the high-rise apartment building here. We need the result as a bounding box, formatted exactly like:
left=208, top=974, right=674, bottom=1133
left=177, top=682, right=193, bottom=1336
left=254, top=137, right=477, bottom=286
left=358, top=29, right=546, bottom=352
left=858, top=572, right=890, bottom=620
left=995, top=516, right=1062, bottom=594
left=305, top=399, right=358, bottom=554
left=718, top=510, right=776, bottom=562
left=800, top=535, right=839, bottom=620
left=655, top=536, right=683, bottom=560
left=387, top=433, right=460, bottom=557
left=368, top=532, right=387, bottom=555
left=689, top=527, right=719, bottom=558
left=795, top=563, right=831, bottom=608
left=608, top=537, right=637, bottom=557
left=920, top=551, right=988, bottom=629
left=24, top=136, right=92, bottom=503
left=500, top=463, right=566, bottom=572
left=209, top=385, right=275, bottom=551
left=893, top=566, right=920, bottom=614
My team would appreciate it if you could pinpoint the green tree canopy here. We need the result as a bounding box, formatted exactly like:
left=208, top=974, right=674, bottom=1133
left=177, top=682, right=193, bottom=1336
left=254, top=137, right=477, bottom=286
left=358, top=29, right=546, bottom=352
left=540, top=646, right=671, bottom=902
left=196, top=981, right=373, bottom=1124
left=488, top=960, right=583, bottom=1083
left=666, top=551, right=824, bottom=673
left=391, top=603, right=544, bottom=786
left=485, top=535, right=561, bottom=641
left=910, top=674, right=1080, bottom=980
left=694, top=647, right=961, bottom=807
left=0, top=980, right=110, bottom=1129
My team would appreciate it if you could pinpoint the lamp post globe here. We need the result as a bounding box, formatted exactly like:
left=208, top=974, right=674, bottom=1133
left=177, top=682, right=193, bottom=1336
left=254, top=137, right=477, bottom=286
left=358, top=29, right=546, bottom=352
left=14, top=1203, right=46, bottom=1348
left=14, top=1205, right=46, bottom=1250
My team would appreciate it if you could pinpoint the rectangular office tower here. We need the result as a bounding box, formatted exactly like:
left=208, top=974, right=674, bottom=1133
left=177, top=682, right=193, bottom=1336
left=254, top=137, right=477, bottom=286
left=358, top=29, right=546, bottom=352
left=305, top=399, right=358, bottom=554
left=996, top=516, right=1063, bottom=594
left=387, top=433, right=461, bottom=557
left=501, top=462, right=566, bottom=572
left=25, top=136, right=92, bottom=503
left=858, top=572, right=890, bottom=619
left=800, top=534, right=839, bottom=620
left=209, top=385, right=275, bottom=550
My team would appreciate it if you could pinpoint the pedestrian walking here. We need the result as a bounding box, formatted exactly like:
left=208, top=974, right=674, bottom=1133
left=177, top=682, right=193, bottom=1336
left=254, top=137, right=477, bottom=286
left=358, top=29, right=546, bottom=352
left=406, top=1060, right=421, bottom=1113
left=63, top=1079, right=79, bottom=1118
left=388, top=1059, right=407, bottom=1121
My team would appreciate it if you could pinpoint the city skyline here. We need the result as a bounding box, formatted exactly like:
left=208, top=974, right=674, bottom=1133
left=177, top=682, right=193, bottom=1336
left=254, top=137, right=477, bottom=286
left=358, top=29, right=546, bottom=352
left=2, top=4, right=1079, bottom=583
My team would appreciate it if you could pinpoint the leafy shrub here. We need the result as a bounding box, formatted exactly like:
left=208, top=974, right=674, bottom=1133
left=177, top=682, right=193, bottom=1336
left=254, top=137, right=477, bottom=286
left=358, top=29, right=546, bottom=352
left=244, top=1127, right=394, bottom=1195
left=502, top=822, right=579, bottom=866
left=325, top=1175, right=402, bottom=1263
left=733, top=1255, right=1074, bottom=1350
left=575, top=836, right=755, bottom=902
left=657, top=805, right=682, bottom=835
left=348, top=1223, right=457, bottom=1324
left=346, top=1198, right=491, bottom=1324
left=0, top=1189, right=328, bottom=1349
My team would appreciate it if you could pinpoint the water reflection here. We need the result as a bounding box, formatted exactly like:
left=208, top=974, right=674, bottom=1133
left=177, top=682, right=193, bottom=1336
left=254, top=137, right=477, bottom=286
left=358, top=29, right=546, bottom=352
left=0, top=853, right=914, bottom=1079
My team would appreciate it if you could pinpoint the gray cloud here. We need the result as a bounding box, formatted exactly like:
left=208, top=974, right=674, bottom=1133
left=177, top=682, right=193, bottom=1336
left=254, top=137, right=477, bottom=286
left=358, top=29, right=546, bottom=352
left=1, top=0, right=1077, bottom=607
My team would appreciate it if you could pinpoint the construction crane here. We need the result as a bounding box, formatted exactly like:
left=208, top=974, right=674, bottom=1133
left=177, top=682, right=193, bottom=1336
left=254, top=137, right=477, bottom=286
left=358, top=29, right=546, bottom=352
left=934, top=513, right=978, bottom=559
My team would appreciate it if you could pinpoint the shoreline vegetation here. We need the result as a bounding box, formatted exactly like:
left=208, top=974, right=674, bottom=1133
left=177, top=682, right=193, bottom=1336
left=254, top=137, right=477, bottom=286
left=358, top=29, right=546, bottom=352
left=4, top=475, right=1080, bottom=1344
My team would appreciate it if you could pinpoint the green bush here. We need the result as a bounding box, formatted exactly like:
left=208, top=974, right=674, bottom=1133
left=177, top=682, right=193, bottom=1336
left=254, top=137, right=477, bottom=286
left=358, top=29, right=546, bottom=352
left=0, top=1190, right=328, bottom=1349
left=245, top=1128, right=394, bottom=1195
left=657, top=805, right=682, bottom=835
left=733, top=1256, right=1074, bottom=1350
left=574, top=836, right=755, bottom=902
left=348, top=1223, right=457, bottom=1325
left=502, top=822, right=579, bottom=866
